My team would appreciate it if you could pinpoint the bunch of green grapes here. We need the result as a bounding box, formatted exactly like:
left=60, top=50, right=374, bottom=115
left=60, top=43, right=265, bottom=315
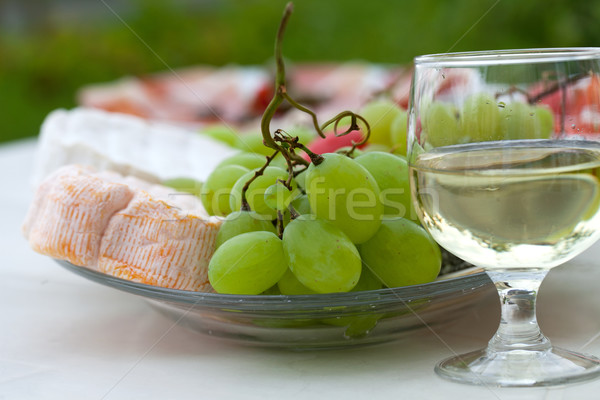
left=193, top=4, right=441, bottom=298
left=164, top=98, right=442, bottom=297
left=422, top=94, right=554, bottom=147
left=206, top=146, right=442, bottom=296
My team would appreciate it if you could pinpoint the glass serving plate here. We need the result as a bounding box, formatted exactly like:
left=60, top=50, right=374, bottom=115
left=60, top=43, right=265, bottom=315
left=55, top=260, right=493, bottom=350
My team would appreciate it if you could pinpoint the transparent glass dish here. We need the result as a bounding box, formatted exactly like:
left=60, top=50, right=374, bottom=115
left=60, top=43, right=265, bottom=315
left=55, top=260, right=492, bottom=350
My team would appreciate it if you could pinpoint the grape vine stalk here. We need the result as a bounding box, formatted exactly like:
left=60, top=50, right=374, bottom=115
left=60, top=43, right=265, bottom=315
left=240, top=2, right=371, bottom=235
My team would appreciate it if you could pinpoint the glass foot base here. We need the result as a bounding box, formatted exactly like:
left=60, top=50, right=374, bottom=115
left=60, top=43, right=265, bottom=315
left=435, top=347, right=600, bottom=387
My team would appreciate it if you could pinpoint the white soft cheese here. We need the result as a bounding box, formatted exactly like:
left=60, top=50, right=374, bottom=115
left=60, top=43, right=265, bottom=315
left=31, top=108, right=238, bottom=187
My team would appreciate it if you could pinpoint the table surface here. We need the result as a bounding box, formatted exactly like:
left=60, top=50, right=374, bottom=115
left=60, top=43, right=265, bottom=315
left=3, top=139, right=600, bottom=400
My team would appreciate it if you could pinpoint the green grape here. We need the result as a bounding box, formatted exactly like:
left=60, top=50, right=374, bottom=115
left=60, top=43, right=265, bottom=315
left=423, top=101, right=462, bottom=148
left=282, top=215, right=361, bottom=293
left=161, top=177, right=202, bottom=196
left=362, top=144, right=391, bottom=153
left=351, top=265, right=383, bottom=292
left=358, top=219, right=441, bottom=288
left=335, top=146, right=364, bottom=158
left=294, top=169, right=307, bottom=190
left=291, top=194, right=311, bottom=215
left=534, top=104, right=554, bottom=139
left=342, top=315, right=382, bottom=338
left=354, top=151, right=414, bottom=220
left=583, top=178, right=600, bottom=221
left=264, top=182, right=300, bottom=211
left=229, top=166, right=297, bottom=219
left=236, top=132, right=271, bottom=155
left=305, top=153, right=383, bottom=244
left=214, top=210, right=277, bottom=249
left=499, top=101, right=547, bottom=140
left=360, top=100, right=404, bottom=146
left=323, top=314, right=382, bottom=338
left=277, top=268, right=317, bottom=295
left=389, top=109, right=408, bottom=156
left=201, top=124, right=240, bottom=147
left=200, top=165, right=249, bottom=216
left=462, top=93, right=501, bottom=142
left=268, top=153, right=289, bottom=170
left=261, top=285, right=281, bottom=295
left=216, top=152, right=266, bottom=170
left=208, top=231, right=287, bottom=295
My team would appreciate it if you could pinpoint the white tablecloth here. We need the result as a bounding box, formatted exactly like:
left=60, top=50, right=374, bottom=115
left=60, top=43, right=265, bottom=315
left=2, top=139, right=600, bottom=400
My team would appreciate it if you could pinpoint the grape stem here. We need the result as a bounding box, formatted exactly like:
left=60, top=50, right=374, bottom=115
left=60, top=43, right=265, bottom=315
left=500, top=72, right=587, bottom=110
left=527, top=72, right=588, bottom=104
left=257, top=1, right=371, bottom=184
left=260, top=3, right=292, bottom=152
left=295, top=143, right=324, bottom=165
left=288, top=204, right=300, bottom=219
left=276, top=210, right=285, bottom=238
left=292, top=164, right=309, bottom=178
left=321, top=111, right=371, bottom=158
left=240, top=150, right=279, bottom=211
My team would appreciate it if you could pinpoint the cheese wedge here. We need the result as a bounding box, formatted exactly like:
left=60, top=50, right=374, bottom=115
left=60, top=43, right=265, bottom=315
left=23, top=164, right=221, bottom=291
left=97, top=171, right=207, bottom=219
left=98, top=191, right=219, bottom=291
left=31, top=107, right=238, bottom=187
left=23, top=165, right=135, bottom=268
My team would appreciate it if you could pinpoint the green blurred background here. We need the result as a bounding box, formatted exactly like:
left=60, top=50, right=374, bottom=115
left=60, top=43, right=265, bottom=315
left=1, top=0, right=598, bottom=143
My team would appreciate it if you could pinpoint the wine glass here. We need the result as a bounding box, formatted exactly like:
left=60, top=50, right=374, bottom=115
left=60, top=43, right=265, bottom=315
left=407, top=48, right=600, bottom=387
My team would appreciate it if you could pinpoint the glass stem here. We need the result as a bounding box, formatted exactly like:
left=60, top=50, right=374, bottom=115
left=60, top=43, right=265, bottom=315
left=486, top=269, right=551, bottom=353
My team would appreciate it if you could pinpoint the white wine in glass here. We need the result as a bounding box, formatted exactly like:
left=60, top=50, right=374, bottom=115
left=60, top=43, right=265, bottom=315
left=408, top=48, right=600, bottom=387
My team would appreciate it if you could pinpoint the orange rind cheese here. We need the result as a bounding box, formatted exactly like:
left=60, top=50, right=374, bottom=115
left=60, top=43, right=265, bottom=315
left=23, top=165, right=221, bottom=291
left=23, top=166, right=134, bottom=268
left=98, top=192, right=219, bottom=291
